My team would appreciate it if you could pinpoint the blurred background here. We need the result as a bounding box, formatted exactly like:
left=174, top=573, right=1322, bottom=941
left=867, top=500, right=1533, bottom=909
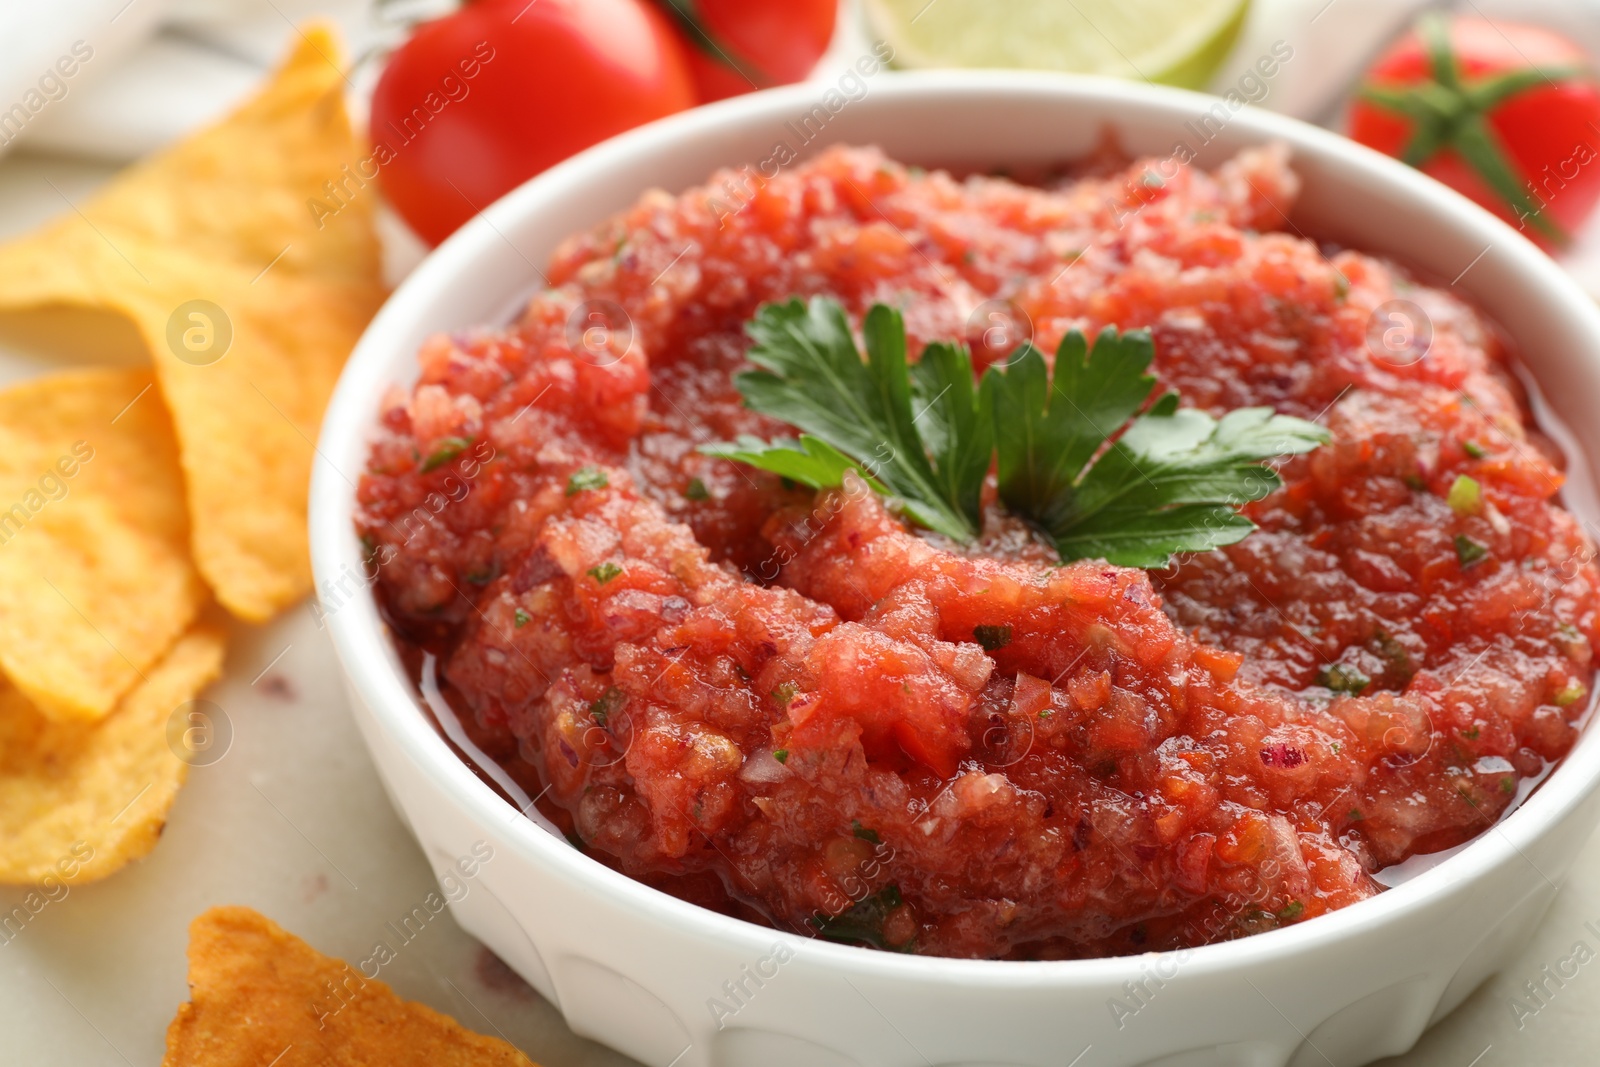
left=10, top=0, right=1600, bottom=287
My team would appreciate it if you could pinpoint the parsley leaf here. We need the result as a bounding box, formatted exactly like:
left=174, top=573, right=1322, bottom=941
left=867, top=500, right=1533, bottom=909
left=907, top=340, right=992, bottom=531
left=1317, top=663, right=1371, bottom=695
left=588, top=687, right=625, bottom=726
left=587, top=562, right=623, bottom=584
left=973, top=624, right=1012, bottom=651
left=718, top=297, right=982, bottom=540
left=984, top=337, right=1328, bottom=566
left=981, top=328, right=1157, bottom=538
left=704, top=296, right=1329, bottom=568
left=1455, top=533, right=1489, bottom=568
left=566, top=465, right=609, bottom=495
left=809, top=884, right=911, bottom=951
left=421, top=436, right=471, bottom=473
left=702, top=434, right=884, bottom=492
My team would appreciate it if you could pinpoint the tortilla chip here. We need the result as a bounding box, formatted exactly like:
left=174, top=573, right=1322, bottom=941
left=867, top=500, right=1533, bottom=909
left=163, top=907, right=536, bottom=1067
left=0, top=615, right=225, bottom=884
left=0, top=25, right=386, bottom=622
left=0, top=367, right=207, bottom=720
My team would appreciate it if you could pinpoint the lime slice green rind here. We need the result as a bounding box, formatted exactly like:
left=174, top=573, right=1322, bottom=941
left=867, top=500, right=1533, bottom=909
left=864, top=0, right=1252, bottom=90
left=1151, top=0, right=1251, bottom=89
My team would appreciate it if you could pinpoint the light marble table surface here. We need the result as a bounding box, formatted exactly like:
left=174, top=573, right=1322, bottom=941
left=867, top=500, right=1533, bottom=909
left=3, top=145, right=1600, bottom=1067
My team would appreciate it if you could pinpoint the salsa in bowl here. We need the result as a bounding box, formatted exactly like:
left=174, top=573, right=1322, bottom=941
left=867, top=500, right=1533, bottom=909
left=313, top=73, right=1600, bottom=1066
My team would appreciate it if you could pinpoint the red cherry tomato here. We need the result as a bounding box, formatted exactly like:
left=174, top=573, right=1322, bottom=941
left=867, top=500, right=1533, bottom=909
left=371, top=0, right=695, bottom=245
left=1347, top=15, right=1600, bottom=247
left=658, top=0, right=838, bottom=102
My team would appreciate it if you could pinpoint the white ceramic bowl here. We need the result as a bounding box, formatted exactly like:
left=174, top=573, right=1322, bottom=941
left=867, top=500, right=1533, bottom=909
left=310, top=73, right=1600, bottom=1067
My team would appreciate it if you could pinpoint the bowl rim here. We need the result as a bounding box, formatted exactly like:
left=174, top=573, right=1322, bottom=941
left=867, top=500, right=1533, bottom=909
left=311, top=69, right=1600, bottom=985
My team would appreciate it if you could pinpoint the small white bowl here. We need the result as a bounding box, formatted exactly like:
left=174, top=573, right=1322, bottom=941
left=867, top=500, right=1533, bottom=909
left=311, top=73, right=1600, bottom=1067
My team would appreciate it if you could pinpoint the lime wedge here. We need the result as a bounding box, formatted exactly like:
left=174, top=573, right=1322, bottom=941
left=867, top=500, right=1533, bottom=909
left=862, top=0, right=1251, bottom=89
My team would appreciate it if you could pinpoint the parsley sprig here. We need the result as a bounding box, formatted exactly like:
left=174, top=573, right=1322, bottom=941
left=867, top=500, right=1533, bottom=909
left=703, top=297, right=1329, bottom=568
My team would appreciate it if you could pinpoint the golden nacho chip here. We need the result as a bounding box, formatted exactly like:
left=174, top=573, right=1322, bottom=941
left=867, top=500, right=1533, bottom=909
left=0, top=615, right=225, bottom=884
left=0, top=367, right=206, bottom=720
left=163, top=906, right=536, bottom=1067
left=0, top=24, right=386, bottom=622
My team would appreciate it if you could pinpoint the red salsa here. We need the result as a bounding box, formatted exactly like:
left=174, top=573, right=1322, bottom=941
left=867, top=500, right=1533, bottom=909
left=356, top=145, right=1600, bottom=958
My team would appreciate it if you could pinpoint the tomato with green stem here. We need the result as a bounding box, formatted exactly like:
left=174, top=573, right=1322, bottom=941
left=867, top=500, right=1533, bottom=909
left=371, top=0, right=695, bottom=246
left=1347, top=14, right=1600, bottom=247
left=653, top=0, right=838, bottom=102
